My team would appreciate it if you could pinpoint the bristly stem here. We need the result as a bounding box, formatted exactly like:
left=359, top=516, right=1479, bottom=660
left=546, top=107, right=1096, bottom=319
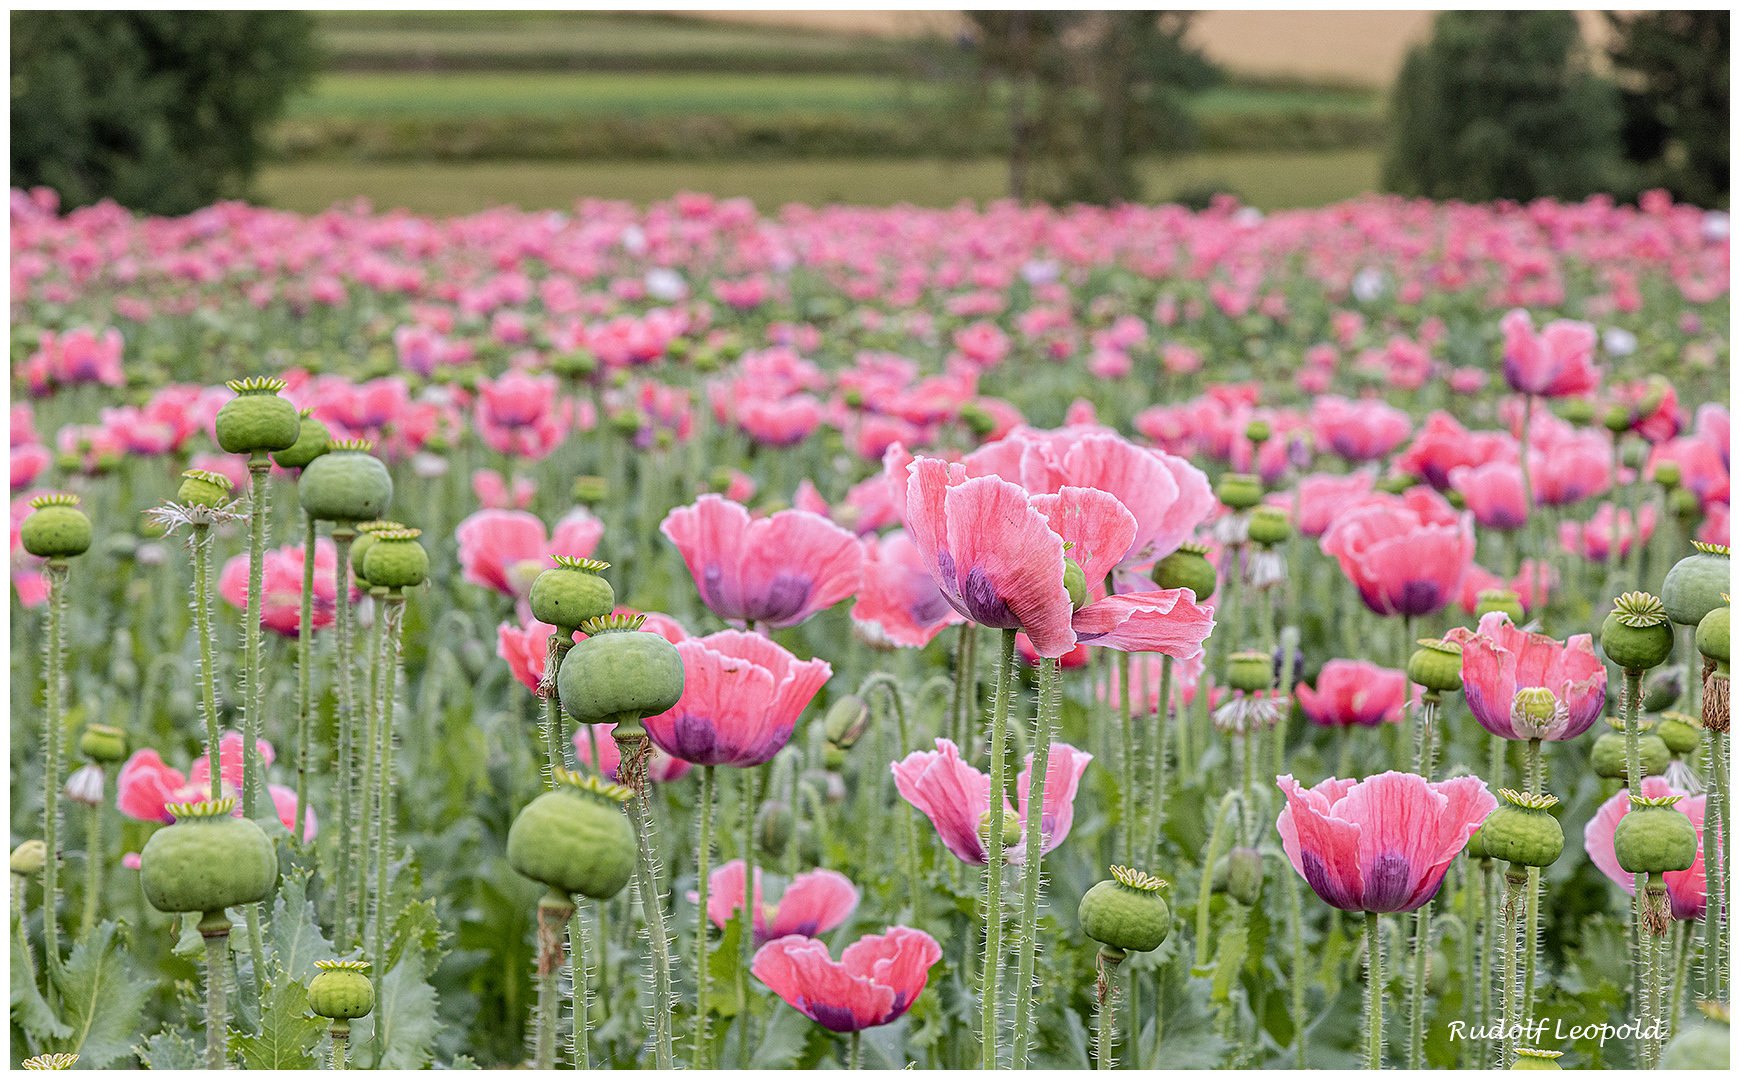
left=202, top=916, right=232, bottom=1069
left=1094, top=949, right=1123, bottom=1069
left=1365, top=910, right=1384, bottom=1070
left=980, top=628, right=1018, bottom=1071
left=540, top=632, right=575, bottom=785
left=1621, top=667, right=1646, bottom=1016
left=1500, top=867, right=1525, bottom=1067
left=691, top=765, right=715, bottom=1069
left=293, top=513, right=317, bottom=849
left=241, top=455, right=271, bottom=819
left=42, top=560, right=69, bottom=982
left=332, top=528, right=357, bottom=949
left=570, top=909, right=592, bottom=1069
left=1194, top=791, right=1240, bottom=972
left=371, top=593, right=406, bottom=994
left=1011, top=656, right=1060, bottom=1069
left=192, top=524, right=221, bottom=802
left=1145, top=655, right=1174, bottom=866
left=738, top=762, right=759, bottom=1068
left=1284, top=852, right=1307, bottom=1067
left=952, top=624, right=977, bottom=757
left=356, top=589, right=385, bottom=961
left=1118, top=649, right=1136, bottom=863
left=862, top=672, right=922, bottom=919
left=1407, top=898, right=1432, bottom=1069
left=1478, top=859, right=1495, bottom=1068
left=619, top=733, right=675, bottom=1069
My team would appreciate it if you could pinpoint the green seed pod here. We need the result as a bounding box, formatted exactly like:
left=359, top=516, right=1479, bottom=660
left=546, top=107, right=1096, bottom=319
left=572, top=475, right=609, bottom=504
left=1226, top=650, right=1272, bottom=693
left=138, top=798, right=277, bottom=915
left=308, top=959, right=375, bottom=1021
left=1661, top=1002, right=1730, bottom=1069
left=1078, top=865, right=1171, bottom=955
left=215, top=377, right=301, bottom=455
left=1656, top=712, right=1703, bottom=756
left=175, top=469, right=234, bottom=509
left=78, top=723, right=128, bottom=764
left=1662, top=543, right=1730, bottom=627
left=552, top=350, right=597, bottom=380
left=1671, top=487, right=1702, bottom=521
left=1654, top=460, right=1682, bottom=489
left=979, top=807, right=1021, bottom=850
left=1600, top=592, right=1675, bottom=672
left=347, top=520, right=403, bottom=587
left=530, top=556, right=615, bottom=631
left=1603, top=404, right=1634, bottom=434
left=1641, top=667, right=1684, bottom=712
left=272, top=409, right=330, bottom=471
left=1408, top=638, right=1465, bottom=693
left=1478, top=790, right=1564, bottom=868
left=1226, top=846, right=1264, bottom=906
left=21, top=494, right=92, bottom=559
left=299, top=440, right=394, bottom=524
left=1621, top=440, right=1648, bottom=471
left=1509, top=1047, right=1564, bottom=1070
left=1475, top=589, right=1525, bottom=625
left=1062, top=556, right=1087, bottom=611
left=1592, top=720, right=1670, bottom=779
left=1244, top=419, right=1271, bottom=445
left=1151, top=541, right=1216, bottom=602
left=1216, top=473, right=1263, bottom=511
left=1375, top=473, right=1415, bottom=495
left=823, top=694, right=870, bottom=749
left=557, top=614, right=686, bottom=727
left=1247, top=506, right=1290, bottom=546
left=1557, top=396, right=1596, bottom=426
left=507, top=770, right=636, bottom=901
left=1697, top=606, right=1729, bottom=667
left=609, top=408, right=642, bottom=436
left=1613, top=794, right=1697, bottom=875
left=11, top=839, right=47, bottom=876
left=362, top=528, right=429, bottom=590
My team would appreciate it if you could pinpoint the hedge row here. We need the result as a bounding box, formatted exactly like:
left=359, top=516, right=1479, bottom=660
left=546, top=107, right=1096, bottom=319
left=269, top=108, right=1387, bottom=163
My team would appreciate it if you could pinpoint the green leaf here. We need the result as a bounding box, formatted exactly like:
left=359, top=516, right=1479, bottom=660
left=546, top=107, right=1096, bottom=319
left=748, top=1002, right=811, bottom=1069
left=373, top=943, right=440, bottom=1070
left=50, top=920, right=150, bottom=1069
left=385, top=896, right=442, bottom=975
left=11, top=928, right=71, bottom=1048
left=707, top=909, right=745, bottom=1018
left=230, top=973, right=324, bottom=1070
left=266, top=869, right=334, bottom=985
left=1210, top=905, right=1249, bottom=1003
left=134, top=1027, right=201, bottom=1071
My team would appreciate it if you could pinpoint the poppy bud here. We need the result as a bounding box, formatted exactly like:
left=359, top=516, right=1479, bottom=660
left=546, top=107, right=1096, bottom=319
left=1150, top=542, right=1215, bottom=601
left=1603, top=405, right=1634, bottom=434
left=63, top=764, right=104, bottom=808
left=1653, top=461, right=1682, bottom=489
left=530, top=556, right=615, bottom=632
left=1478, top=790, right=1563, bottom=868
left=215, top=377, right=300, bottom=455
left=10, top=840, right=47, bottom=876
left=309, top=959, right=375, bottom=1021
left=552, top=350, right=597, bottom=379
left=1244, top=420, right=1270, bottom=445
left=1226, top=846, right=1264, bottom=905
left=1642, top=667, right=1683, bottom=712
left=1078, top=865, right=1171, bottom=955
left=1216, top=473, right=1263, bottom=511
left=138, top=798, right=278, bottom=916
left=572, top=475, right=609, bottom=504
left=1226, top=650, right=1272, bottom=692
left=78, top=723, right=128, bottom=764
left=757, top=801, right=794, bottom=857
left=610, top=408, right=643, bottom=436
left=1510, top=1047, right=1564, bottom=1070
left=1246, top=506, right=1290, bottom=546
left=1696, top=606, right=1729, bottom=668
left=1621, top=441, right=1648, bottom=470
left=1556, top=397, right=1595, bottom=426
left=176, top=469, right=234, bottom=509
left=1600, top=592, right=1675, bottom=673
left=1408, top=638, right=1464, bottom=693
left=273, top=409, right=331, bottom=471
left=22, top=494, right=91, bottom=559
left=1475, top=589, right=1525, bottom=625
left=1662, top=543, right=1729, bottom=626
left=507, top=770, right=635, bottom=901
left=1592, top=722, right=1670, bottom=779
left=1062, top=556, right=1088, bottom=610
left=363, top=528, right=429, bottom=590
left=979, top=807, right=1021, bottom=850
left=300, top=440, right=394, bottom=524
left=823, top=695, right=870, bottom=749
left=1671, top=487, right=1702, bottom=521
left=1655, top=712, right=1702, bottom=756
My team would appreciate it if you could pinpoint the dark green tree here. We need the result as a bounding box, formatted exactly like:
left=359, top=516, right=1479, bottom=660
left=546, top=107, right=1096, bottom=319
left=1607, top=10, right=1728, bottom=209
left=965, top=11, right=1217, bottom=206
left=1382, top=10, right=1625, bottom=202
left=11, top=11, right=319, bottom=216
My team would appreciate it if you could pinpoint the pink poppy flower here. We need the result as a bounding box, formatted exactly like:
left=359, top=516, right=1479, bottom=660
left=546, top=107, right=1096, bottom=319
left=474, top=370, right=573, bottom=461
left=1529, top=426, right=1612, bottom=506
left=1697, top=502, right=1729, bottom=546
left=752, top=926, right=941, bottom=1033
left=1321, top=503, right=1475, bottom=618
left=643, top=630, right=831, bottom=767
left=891, top=737, right=1093, bottom=866
left=1296, top=660, right=1408, bottom=727
left=1584, top=776, right=1707, bottom=922
left=1448, top=461, right=1529, bottom=531
left=1017, top=431, right=1216, bottom=569
left=851, top=530, right=964, bottom=648
left=692, top=860, right=859, bottom=942
left=1559, top=502, right=1656, bottom=563
left=1016, top=632, right=1092, bottom=669
left=1280, top=471, right=1380, bottom=538
left=660, top=496, right=863, bottom=630
left=738, top=394, right=823, bottom=448
left=1446, top=611, right=1606, bottom=742
left=1396, top=411, right=1517, bottom=491
left=1310, top=396, right=1413, bottom=463
left=116, top=735, right=314, bottom=841
left=455, top=507, right=604, bottom=597
left=25, top=326, right=125, bottom=391
left=11, top=443, right=50, bottom=492
left=1650, top=434, right=1729, bottom=507
left=472, top=468, right=537, bottom=510
left=1500, top=309, right=1601, bottom=398
left=573, top=721, right=691, bottom=784
left=217, top=539, right=345, bottom=636
left=1276, top=771, right=1496, bottom=913
left=497, top=617, right=555, bottom=692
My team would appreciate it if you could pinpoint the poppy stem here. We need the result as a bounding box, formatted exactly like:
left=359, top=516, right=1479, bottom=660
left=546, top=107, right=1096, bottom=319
left=1146, top=655, right=1174, bottom=866
left=1284, top=858, right=1307, bottom=1067
left=691, top=765, right=714, bottom=1069
left=541, top=632, right=575, bottom=784
left=570, top=908, right=592, bottom=1069
left=1699, top=726, right=1726, bottom=999
left=200, top=911, right=232, bottom=1069
left=1667, top=918, right=1691, bottom=1039
left=328, top=1021, right=350, bottom=1070
left=1500, top=866, right=1525, bottom=1066
left=356, top=589, right=384, bottom=955
left=737, top=763, right=761, bottom=1068
left=1118, top=650, right=1136, bottom=863
left=1477, top=858, right=1495, bottom=1068
left=79, top=799, right=101, bottom=942
left=1094, top=947, right=1124, bottom=1069
left=849, top=1029, right=862, bottom=1070
left=293, top=513, right=316, bottom=851
left=333, top=527, right=357, bottom=948
left=1407, top=898, right=1432, bottom=1068
left=980, top=627, right=1018, bottom=1071
left=191, top=523, right=222, bottom=803
left=1011, top=656, right=1059, bottom=1069
left=1364, top=910, right=1384, bottom=1070
left=620, top=734, right=675, bottom=1069
left=241, top=454, right=271, bottom=820
left=41, top=560, right=69, bottom=987
left=952, top=624, right=977, bottom=757
left=1518, top=394, right=1534, bottom=511
left=1194, top=790, right=1239, bottom=972
left=1621, top=666, right=1648, bottom=1014
left=371, top=593, right=405, bottom=996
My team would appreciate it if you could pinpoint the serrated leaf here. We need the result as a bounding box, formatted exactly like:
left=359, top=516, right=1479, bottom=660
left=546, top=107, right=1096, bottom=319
left=385, top=896, right=442, bottom=975
left=134, top=1027, right=201, bottom=1071
left=1210, top=906, right=1249, bottom=1003
left=373, top=943, right=440, bottom=1070
left=266, top=869, right=334, bottom=985
left=50, top=920, right=150, bottom=1069
left=447, top=1053, right=480, bottom=1069
left=707, top=909, right=745, bottom=1017
left=748, top=1002, right=812, bottom=1069
left=230, top=973, right=323, bottom=1070
left=11, top=928, right=71, bottom=1047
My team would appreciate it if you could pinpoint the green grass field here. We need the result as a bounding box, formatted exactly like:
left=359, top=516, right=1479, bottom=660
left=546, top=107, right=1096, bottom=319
left=254, top=150, right=1383, bottom=216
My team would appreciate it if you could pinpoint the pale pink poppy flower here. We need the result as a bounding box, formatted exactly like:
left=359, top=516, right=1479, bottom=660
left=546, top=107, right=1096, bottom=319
left=891, top=737, right=1093, bottom=866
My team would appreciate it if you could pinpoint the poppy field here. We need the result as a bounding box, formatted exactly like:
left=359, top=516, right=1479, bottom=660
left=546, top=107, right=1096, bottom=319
left=8, top=184, right=1732, bottom=1070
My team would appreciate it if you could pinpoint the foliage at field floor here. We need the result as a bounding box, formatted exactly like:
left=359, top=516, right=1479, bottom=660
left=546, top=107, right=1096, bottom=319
left=8, top=185, right=1731, bottom=1070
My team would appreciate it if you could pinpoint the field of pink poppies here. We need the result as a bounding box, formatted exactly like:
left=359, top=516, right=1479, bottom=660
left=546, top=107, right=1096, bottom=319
left=8, top=183, right=1731, bottom=1070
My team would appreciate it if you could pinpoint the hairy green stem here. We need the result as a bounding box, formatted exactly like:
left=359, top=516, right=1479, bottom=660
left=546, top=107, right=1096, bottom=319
left=1478, top=859, right=1495, bottom=1068
left=241, top=455, right=271, bottom=819
left=333, top=529, right=357, bottom=949
left=1011, top=657, right=1060, bottom=1069
left=42, top=561, right=68, bottom=984
left=1118, top=649, right=1136, bottom=863
left=1146, top=655, right=1174, bottom=865
left=1095, top=950, right=1123, bottom=1069
left=1699, top=727, right=1725, bottom=1000
left=849, top=1028, right=862, bottom=1070
left=692, top=765, right=715, bottom=1068
left=203, top=923, right=230, bottom=1069
left=371, top=595, right=405, bottom=991
left=570, top=910, right=592, bottom=1069
left=953, top=623, right=977, bottom=753
left=981, top=627, right=1018, bottom=1071
left=1284, top=859, right=1307, bottom=1067
left=293, top=514, right=317, bottom=849
left=620, top=734, right=675, bottom=1069
left=1194, top=791, right=1240, bottom=972
left=356, top=590, right=385, bottom=955
left=738, top=763, right=758, bottom=1068
left=1622, top=667, right=1646, bottom=1014
left=1501, top=867, right=1525, bottom=1066
left=192, top=525, right=221, bottom=802
left=862, top=673, right=921, bottom=919
left=1365, top=911, right=1384, bottom=1070
left=328, top=1022, right=350, bottom=1070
